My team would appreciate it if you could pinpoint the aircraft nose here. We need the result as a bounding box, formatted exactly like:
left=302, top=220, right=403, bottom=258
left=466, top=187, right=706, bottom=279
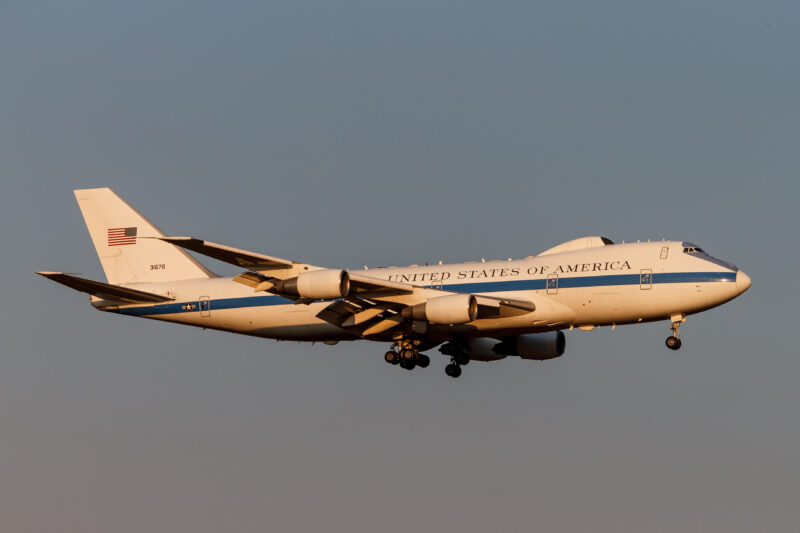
left=736, top=270, right=752, bottom=293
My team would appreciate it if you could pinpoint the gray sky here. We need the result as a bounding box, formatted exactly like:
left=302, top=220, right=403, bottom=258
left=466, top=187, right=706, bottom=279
left=1, top=1, right=798, bottom=531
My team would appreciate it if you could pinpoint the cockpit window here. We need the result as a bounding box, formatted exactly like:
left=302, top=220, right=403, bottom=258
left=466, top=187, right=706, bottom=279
left=682, top=242, right=706, bottom=254
left=681, top=241, right=737, bottom=271
left=683, top=246, right=705, bottom=254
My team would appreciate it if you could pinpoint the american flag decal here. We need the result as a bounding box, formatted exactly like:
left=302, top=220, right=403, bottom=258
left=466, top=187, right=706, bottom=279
left=107, top=227, right=137, bottom=246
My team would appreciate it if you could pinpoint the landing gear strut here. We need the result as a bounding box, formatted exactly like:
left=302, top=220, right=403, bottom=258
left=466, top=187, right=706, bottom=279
left=665, top=316, right=683, bottom=350
left=438, top=341, right=469, bottom=377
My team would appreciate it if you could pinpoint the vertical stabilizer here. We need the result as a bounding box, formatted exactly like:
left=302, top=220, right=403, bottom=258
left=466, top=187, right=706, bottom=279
left=74, top=188, right=214, bottom=284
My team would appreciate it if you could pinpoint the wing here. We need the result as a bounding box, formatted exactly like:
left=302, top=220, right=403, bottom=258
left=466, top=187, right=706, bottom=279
left=37, top=272, right=174, bottom=303
left=234, top=269, right=538, bottom=337
left=348, top=272, right=535, bottom=317
left=154, top=236, right=543, bottom=336
left=152, top=236, right=303, bottom=278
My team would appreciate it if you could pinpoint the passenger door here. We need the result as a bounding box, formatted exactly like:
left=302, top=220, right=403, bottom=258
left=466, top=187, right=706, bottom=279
left=199, top=296, right=211, bottom=317
left=547, top=273, right=558, bottom=295
left=640, top=269, right=652, bottom=290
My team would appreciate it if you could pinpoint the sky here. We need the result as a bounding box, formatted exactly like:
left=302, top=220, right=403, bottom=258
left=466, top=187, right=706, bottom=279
left=1, top=1, right=799, bottom=531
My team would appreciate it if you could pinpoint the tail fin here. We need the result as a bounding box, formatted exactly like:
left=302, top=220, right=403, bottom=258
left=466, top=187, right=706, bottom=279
left=74, top=188, right=215, bottom=284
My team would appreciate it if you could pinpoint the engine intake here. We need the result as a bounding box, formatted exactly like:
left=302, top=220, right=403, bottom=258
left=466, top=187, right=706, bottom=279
left=403, top=294, right=477, bottom=325
left=274, top=269, right=350, bottom=299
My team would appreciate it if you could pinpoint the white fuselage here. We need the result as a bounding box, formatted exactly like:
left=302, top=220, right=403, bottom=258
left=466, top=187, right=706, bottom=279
left=96, top=241, right=749, bottom=343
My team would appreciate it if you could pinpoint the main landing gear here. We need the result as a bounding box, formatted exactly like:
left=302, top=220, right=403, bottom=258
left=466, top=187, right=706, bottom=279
left=438, top=342, right=469, bottom=379
left=665, top=315, right=684, bottom=350
left=384, top=339, right=430, bottom=371
left=384, top=339, right=468, bottom=378
left=444, top=362, right=462, bottom=378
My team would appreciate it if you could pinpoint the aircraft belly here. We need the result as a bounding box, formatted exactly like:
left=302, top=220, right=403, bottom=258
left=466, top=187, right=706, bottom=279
left=135, top=300, right=351, bottom=341
left=221, top=303, right=349, bottom=340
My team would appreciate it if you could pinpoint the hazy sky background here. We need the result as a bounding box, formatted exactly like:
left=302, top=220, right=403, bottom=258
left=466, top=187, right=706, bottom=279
left=1, top=1, right=798, bottom=531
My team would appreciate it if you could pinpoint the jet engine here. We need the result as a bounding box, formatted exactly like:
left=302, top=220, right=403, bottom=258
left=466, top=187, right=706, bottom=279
left=403, top=294, right=478, bottom=325
left=464, top=338, right=507, bottom=361
left=493, top=331, right=566, bottom=360
left=274, top=269, right=350, bottom=299
left=442, top=331, right=566, bottom=362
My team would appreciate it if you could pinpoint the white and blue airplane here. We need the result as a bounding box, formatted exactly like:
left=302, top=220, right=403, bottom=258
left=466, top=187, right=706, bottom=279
left=39, top=188, right=751, bottom=378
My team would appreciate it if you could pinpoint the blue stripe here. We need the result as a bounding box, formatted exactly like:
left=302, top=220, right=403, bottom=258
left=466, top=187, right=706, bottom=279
left=440, top=271, right=735, bottom=294
left=114, top=271, right=736, bottom=317
left=115, top=294, right=294, bottom=316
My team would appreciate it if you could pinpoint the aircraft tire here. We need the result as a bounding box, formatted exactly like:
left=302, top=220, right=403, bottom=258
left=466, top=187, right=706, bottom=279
left=401, top=349, right=416, bottom=361
left=417, top=354, right=430, bottom=368
left=445, top=363, right=462, bottom=378
left=454, top=353, right=470, bottom=366
left=385, top=351, right=399, bottom=364
left=665, top=336, right=682, bottom=350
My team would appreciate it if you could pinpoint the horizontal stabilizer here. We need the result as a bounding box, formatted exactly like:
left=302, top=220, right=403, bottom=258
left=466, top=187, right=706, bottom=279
left=37, top=272, right=174, bottom=303
left=156, top=237, right=294, bottom=271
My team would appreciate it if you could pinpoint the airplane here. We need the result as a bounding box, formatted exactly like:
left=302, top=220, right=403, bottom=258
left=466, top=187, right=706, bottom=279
left=39, top=188, right=752, bottom=378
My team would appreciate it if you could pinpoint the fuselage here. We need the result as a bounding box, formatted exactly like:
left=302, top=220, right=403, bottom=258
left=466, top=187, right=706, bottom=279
left=97, top=240, right=751, bottom=343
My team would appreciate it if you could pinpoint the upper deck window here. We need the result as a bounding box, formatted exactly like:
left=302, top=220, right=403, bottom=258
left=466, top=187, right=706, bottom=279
left=683, top=246, right=705, bottom=254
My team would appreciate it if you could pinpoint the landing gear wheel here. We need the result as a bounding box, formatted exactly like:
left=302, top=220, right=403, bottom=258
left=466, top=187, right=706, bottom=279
left=666, top=316, right=683, bottom=350
left=416, top=354, right=430, bottom=368
left=445, top=363, right=462, bottom=378
left=401, top=349, right=416, bottom=362
left=454, top=353, right=469, bottom=366
left=405, top=361, right=416, bottom=370
left=665, top=336, right=682, bottom=350
left=384, top=351, right=399, bottom=364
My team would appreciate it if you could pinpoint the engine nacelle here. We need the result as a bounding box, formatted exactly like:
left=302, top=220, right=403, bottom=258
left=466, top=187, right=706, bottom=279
left=403, top=294, right=477, bottom=325
left=493, top=331, right=566, bottom=360
left=465, top=338, right=507, bottom=362
left=274, top=269, right=350, bottom=299
left=440, top=332, right=566, bottom=363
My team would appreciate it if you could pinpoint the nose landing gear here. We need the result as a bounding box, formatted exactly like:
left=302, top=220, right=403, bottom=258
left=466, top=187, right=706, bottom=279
left=665, top=314, right=684, bottom=350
